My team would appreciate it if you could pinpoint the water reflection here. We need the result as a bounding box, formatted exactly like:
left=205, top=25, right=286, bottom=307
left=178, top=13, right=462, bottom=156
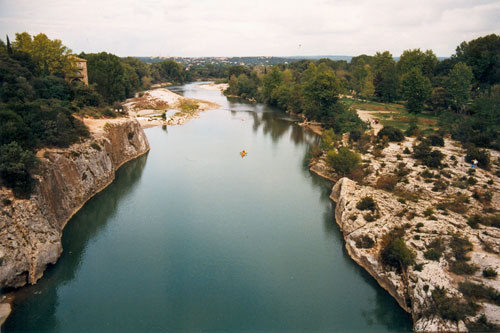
left=4, top=154, right=148, bottom=331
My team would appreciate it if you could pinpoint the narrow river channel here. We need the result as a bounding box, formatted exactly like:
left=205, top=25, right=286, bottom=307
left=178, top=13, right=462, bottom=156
left=5, top=82, right=412, bottom=331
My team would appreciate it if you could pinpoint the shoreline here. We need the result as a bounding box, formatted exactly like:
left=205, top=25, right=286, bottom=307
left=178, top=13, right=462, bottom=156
left=309, top=135, right=500, bottom=331
left=0, top=117, right=150, bottom=328
left=124, top=86, right=220, bottom=129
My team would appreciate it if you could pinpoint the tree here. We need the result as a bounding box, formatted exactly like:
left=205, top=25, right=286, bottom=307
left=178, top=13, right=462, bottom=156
left=455, top=34, right=500, bottom=88
left=152, top=60, right=184, bottom=84
left=401, top=68, right=432, bottom=114
left=380, top=237, right=416, bottom=272
left=82, top=52, right=127, bottom=103
left=372, top=51, right=398, bottom=102
left=302, top=63, right=343, bottom=121
left=261, top=67, right=283, bottom=105
left=12, top=32, right=73, bottom=76
left=6, top=35, right=12, bottom=56
left=430, top=87, right=449, bottom=113
left=444, top=62, right=473, bottom=113
left=397, top=49, right=438, bottom=79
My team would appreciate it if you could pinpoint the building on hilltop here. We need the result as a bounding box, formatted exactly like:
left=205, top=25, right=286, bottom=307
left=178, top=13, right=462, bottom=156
left=66, top=56, right=88, bottom=86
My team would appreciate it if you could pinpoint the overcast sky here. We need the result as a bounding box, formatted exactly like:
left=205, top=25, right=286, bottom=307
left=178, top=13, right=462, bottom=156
left=1, top=0, right=499, bottom=57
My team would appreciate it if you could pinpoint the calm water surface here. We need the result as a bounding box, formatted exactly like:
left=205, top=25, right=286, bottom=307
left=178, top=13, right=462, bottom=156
left=5, top=82, right=412, bottom=332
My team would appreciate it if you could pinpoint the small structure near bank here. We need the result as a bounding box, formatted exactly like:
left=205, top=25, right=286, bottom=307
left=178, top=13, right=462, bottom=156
left=66, top=56, right=88, bottom=86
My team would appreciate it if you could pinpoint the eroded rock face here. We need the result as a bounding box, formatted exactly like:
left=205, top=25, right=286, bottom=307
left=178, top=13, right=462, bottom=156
left=0, top=118, right=149, bottom=288
left=324, top=137, right=500, bottom=332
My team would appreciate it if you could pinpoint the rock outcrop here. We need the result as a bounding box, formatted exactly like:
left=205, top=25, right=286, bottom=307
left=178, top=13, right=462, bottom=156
left=317, top=137, right=500, bottom=331
left=0, top=118, right=149, bottom=288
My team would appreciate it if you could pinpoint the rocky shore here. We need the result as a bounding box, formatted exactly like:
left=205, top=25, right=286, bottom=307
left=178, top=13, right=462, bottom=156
left=124, top=87, right=219, bottom=128
left=312, top=136, right=500, bottom=331
left=0, top=117, right=150, bottom=325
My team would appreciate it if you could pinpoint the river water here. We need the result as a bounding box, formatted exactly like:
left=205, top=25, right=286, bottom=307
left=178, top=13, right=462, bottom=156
left=4, top=82, right=412, bottom=331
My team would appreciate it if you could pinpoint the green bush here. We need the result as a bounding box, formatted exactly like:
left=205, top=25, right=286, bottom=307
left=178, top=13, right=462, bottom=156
left=0, top=142, right=40, bottom=198
left=378, top=126, right=405, bottom=142
left=326, top=147, right=361, bottom=176
left=459, top=281, right=500, bottom=305
left=428, top=287, right=478, bottom=322
left=450, top=262, right=479, bottom=275
left=428, top=134, right=445, bottom=147
left=413, top=141, right=443, bottom=168
left=380, top=237, right=416, bottom=272
left=465, top=146, right=491, bottom=169
left=356, top=196, right=377, bottom=212
left=450, top=234, right=473, bottom=262
left=483, top=267, right=498, bottom=279
left=424, top=249, right=442, bottom=261
left=467, top=314, right=499, bottom=332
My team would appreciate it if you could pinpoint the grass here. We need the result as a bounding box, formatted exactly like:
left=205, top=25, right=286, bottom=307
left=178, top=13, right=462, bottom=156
left=341, top=97, right=438, bottom=132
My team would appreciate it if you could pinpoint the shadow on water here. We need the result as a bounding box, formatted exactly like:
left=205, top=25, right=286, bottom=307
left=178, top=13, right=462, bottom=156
left=4, top=153, right=149, bottom=332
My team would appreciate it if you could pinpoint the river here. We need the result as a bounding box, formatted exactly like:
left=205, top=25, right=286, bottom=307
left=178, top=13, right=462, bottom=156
left=4, top=82, right=412, bottom=331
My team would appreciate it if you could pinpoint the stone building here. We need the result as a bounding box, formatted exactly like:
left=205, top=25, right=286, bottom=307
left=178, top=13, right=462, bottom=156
left=66, top=56, right=88, bottom=86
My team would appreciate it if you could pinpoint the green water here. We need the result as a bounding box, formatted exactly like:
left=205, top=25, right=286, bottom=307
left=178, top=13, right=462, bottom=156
left=4, top=82, right=412, bottom=332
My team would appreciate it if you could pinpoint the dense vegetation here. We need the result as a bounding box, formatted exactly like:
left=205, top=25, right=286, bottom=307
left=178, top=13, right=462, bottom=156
left=227, top=34, right=500, bottom=149
left=0, top=33, right=93, bottom=197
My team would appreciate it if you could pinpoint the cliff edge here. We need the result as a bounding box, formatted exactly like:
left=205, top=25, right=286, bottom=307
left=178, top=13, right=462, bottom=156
left=0, top=117, right=149, bottom=288
left=318, top=136, right=500, bottom=332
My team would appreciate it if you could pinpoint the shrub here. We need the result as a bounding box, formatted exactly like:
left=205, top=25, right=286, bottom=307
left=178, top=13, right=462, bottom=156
left=472, top=189, right=492, bottom=205
left=450, top=262, right=479, bottom=275
left=428, top=134, right=445, bottom=147
left=424, top=249, right=442, bottom=261
left=355, top=235, right=375, bottom=249
left=349, top=129, right=362, bottom=142
left=432, top=180, right=448, bottom=192
left=364, top=212, right=379, bottom=222
left=376, top=174, right=398, bottom=191
left=326, top=147, right=361, bottom=176
left=482, top=267, right=498, bottom=279
left=424, top=238, right=444, bottom=261
left=465, top=146, right=491, bottom=169
left=91, top=142, right=101, bottom=151
left=458, top=281, right=500, bottom=305
left=414, top=263, right=424, bottom=271
left=423, top=207, right=434, bottom=217
left=413, top=141, right=443, bottom=168
left=403, top=147, right=411, bottom=154
left=468, top=214, right=500, bottom=228
left=428, top=287, right=478, bottom=322
left=380, top=237, right=416, bottom=272
left=320, top=129, right=339, bottom=151
left=450, top=234, right=473, bottom=262
left=467, top=314, right=499, bottom=332
left=0, top=142, right=40, bottom=198
left=378, top=126, right=405, bottom=142
left=356, top=196, right=377, bottom=212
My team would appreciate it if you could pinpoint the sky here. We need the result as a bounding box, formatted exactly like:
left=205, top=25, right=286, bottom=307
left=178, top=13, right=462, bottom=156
left=1, top=0, right=499, bottom=57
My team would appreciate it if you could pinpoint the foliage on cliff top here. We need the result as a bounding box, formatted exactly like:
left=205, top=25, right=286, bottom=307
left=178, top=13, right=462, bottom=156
left=326, top=147, right=361, bottom=176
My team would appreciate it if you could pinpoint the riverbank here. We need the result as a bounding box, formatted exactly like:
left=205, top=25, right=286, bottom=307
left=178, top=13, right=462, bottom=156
left=0, top=117, right=150, bottom=327
left=197, top=82, right=228, bottom=92
left=124, top=87, right=219, bottom=129
left=310, top=134, right=500, bottom=331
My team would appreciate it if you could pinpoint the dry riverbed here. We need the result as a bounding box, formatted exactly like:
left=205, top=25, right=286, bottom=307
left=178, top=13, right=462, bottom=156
left=123, top=87, right=219, bottom=129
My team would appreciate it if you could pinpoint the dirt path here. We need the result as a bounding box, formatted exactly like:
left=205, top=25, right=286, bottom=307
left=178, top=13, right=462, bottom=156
left=356, top=110, right=392, bottom=135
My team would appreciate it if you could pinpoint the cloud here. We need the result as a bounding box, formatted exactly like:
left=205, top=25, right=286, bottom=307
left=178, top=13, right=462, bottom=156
left=0, top=0, right=499, bottom=56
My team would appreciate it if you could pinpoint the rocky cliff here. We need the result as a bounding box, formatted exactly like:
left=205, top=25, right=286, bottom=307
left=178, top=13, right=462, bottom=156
left=0, top=117, right=149, bottom=288
left=317, top=137, right=500, bottom=332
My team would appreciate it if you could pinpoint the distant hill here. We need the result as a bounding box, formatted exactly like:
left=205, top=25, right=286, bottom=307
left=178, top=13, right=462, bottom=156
left=135, top=55, right=448, bottom=66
